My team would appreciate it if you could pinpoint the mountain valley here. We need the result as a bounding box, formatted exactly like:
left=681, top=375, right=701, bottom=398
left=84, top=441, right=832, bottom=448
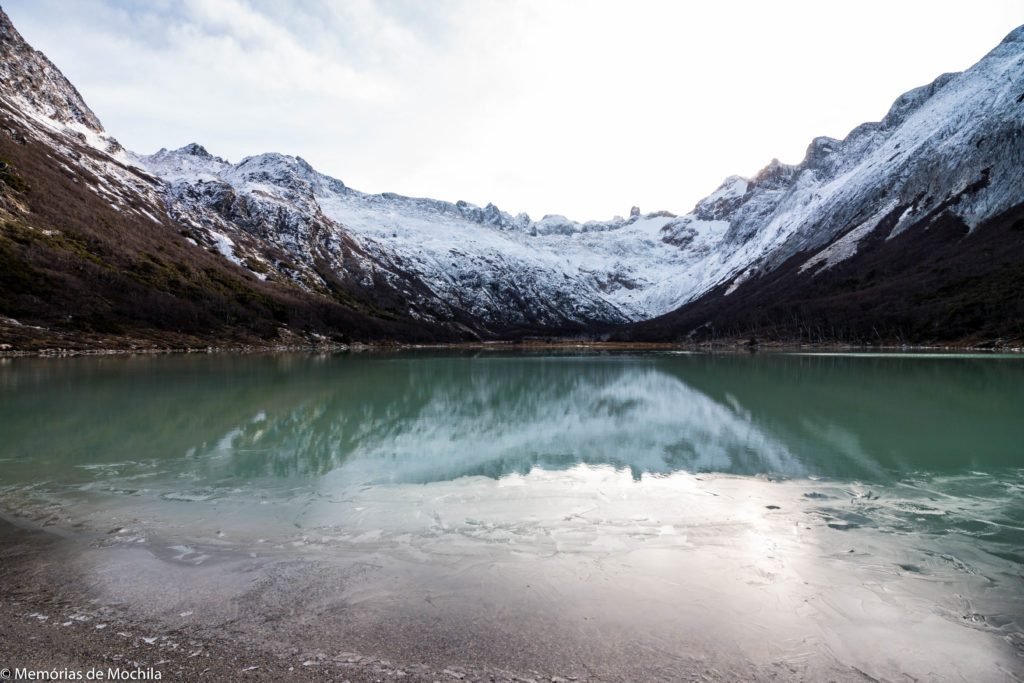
left=1, top=8, right=1022, bottom=350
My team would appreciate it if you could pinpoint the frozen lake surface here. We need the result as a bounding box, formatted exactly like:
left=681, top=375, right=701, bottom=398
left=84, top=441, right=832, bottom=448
left=1, top=351, right=1022, bottom=680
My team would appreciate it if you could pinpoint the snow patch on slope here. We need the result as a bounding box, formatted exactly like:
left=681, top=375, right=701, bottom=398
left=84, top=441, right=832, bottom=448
left=800, top=200, right=899, bottom=275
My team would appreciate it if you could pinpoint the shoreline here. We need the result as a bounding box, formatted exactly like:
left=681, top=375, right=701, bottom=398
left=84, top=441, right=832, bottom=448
left=2, top=338, right=1023, bottom=358
left=2, top=458, right=1022, bottom=681
left=0, top=514, right=579, bottom=683
left=3, top=313, right=1023, bottom=358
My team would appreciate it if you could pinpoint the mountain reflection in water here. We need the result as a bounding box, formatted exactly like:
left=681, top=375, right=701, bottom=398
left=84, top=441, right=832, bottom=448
left=2, top=352, right=1023, bottom=681
left=1, top=352, right=1021, bottom=493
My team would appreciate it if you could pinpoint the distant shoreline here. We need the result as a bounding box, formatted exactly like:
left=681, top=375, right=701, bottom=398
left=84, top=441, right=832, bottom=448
left=2, top=338, right=1022, bottom=358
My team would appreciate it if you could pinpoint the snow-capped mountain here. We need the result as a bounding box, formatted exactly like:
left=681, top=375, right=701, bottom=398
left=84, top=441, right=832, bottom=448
left=135, top=145, right=638, bottom=330
left=0, top=8, right=466, bottom=348
left=130, top=25, right=1024, bottom=338
left=0, top=9, right=163, bottom=220
left=617, top=26, right=1024, bottom=343
left=2, top=2, right=1022, bottom=347
left=679, top=26, right=1024, bottom=292
left=133, top=145, right=707, bottom=328
left=0, top=8, right=100, bottom=133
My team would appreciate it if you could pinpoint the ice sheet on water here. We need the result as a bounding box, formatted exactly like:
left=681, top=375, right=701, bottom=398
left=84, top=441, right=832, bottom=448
left=37, top=466, right=1022, bottom=681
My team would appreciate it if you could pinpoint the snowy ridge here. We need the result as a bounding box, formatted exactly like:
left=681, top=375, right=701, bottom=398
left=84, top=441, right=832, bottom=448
left=134, top=145, right=754, bottom=324
left=134, top=25, right=1024, bottom=329
left=0, top=9, right=102, bottom=133
left=136, top=146, right=695, bottom=326
left=4, top=2, right=1022, bottom=335
left=0, top=10, right=167, bottom=228
left=657, top=26, right=1024, bottom=303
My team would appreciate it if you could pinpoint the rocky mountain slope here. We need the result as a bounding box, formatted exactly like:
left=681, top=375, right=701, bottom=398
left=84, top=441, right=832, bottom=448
left=133, top=145, right=637, bottom=330
left=133, top=144, right=744, bottom=329
left=129, top=24, right=1024, bottom=345
left=616, top=27, right=1024, bottom=344
left=1, top=5, right=1022, bottom=348
left=0, top=8, right=466, bottom=350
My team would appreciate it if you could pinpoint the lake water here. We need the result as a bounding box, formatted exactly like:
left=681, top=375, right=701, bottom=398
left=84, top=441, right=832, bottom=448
left=1, top=351, right=1022, bottom=680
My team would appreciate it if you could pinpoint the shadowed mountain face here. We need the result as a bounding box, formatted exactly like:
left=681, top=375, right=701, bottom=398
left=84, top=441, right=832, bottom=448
left=1, top=6, right=1022, bottom=347
left=614, top=28, right=1024, bottom=345
left=617, top=201, right=1024, bottom=345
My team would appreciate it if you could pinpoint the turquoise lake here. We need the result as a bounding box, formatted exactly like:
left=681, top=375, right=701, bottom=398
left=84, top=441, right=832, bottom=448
left=1, top=351, right=1021, bottom=680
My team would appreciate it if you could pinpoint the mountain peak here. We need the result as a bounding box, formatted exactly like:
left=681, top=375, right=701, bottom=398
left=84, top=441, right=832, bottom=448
left=177, top=142, right=213, bottom=158
left=0, top=7, right=104, bottom=132
left=880, top=71, right=958, bottom=129
left=1001, top=24, right=1024, bottom=45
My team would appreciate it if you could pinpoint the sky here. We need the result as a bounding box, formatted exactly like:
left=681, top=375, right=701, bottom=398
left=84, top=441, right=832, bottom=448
left=6, top=1, right=1024, bottom=221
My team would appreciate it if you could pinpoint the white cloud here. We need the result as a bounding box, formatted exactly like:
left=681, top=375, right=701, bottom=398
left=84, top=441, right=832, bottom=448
left=6, top=0, right=1024, bottom=220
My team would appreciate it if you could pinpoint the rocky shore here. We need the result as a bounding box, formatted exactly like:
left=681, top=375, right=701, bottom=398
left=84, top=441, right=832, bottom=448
left=0, top=517, right=582, bottom=683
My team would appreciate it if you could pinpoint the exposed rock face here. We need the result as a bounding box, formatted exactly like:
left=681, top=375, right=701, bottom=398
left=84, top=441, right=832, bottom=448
left=0, top=9, right=103, bottom=132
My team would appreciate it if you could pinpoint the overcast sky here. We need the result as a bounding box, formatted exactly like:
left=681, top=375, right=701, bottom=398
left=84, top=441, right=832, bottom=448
left=6, top=0, right=1024, bottom=220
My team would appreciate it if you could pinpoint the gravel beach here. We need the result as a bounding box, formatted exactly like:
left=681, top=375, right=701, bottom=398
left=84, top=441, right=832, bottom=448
left=0, top=517, right=588, bottom=683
